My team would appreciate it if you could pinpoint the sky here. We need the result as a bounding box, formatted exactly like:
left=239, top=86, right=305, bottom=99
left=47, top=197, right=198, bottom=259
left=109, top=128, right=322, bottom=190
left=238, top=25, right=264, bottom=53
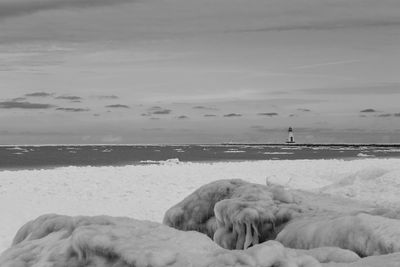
left=0, top=0, right=399, bottom=144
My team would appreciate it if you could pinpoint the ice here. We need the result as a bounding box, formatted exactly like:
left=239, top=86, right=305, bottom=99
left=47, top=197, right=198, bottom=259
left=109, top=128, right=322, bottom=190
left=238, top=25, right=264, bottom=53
left=357, top=153, right=373, bottom=157
left=0, top=214, right=323, bottom=267
left=319, top=168, right=400, bottom=206
left=290, top=247, right=360, bottom=263
left=224, top=150, right=246, bottom=153
left=263, top=152, right=294, bottom=155
left=164, top=179, right=303, bottom=250
left=1, top=158, right=400, bottom=266
left=165, top=178, right=400, bottom=256
left=277, top=212, right=400, bottom=256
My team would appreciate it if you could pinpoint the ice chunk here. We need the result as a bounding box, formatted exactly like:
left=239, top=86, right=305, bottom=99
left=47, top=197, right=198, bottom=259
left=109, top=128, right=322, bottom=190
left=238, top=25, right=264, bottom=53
left=289, top=246, right=360, bottom=263
left=164, top=179, right=303, bottom=250
left=0, top=214, right=323, bottom=267
left=277, top=212, right=400, bottom=257
left=164, top=179, right=400, bottom=257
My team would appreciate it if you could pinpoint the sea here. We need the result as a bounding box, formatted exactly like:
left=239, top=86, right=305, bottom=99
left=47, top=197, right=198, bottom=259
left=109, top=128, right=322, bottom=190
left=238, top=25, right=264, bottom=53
left=1, top=144, right=400, bottom=170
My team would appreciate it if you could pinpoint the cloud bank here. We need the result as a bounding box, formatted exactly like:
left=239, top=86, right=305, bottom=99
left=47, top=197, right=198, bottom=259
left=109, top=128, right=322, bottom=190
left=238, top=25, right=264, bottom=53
left=105, top=104, right=130, bottom=109
left=258, top=112, right=279, bottom=117
left=224, top=113, right=242, bottom=117
left=56, top=95, right=82, bottom=101
left=0, top=101, right=54, bottom=109
left=360, top=109, right=376, bottom=113
left=56, top=107, right=89, bottom=112
left=25, top=92, right=53, bottom=97
left=0, top=0, right=133, bottom=20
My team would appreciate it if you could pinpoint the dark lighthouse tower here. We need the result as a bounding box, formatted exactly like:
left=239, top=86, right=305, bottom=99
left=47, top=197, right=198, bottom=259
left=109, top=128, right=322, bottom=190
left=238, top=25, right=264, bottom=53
left=286, top=127, right=295, bottom=144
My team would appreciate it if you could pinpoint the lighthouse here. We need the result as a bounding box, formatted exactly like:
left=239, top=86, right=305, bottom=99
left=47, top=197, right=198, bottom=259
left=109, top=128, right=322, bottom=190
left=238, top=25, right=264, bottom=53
left=286, top=127, right=295, bottom=144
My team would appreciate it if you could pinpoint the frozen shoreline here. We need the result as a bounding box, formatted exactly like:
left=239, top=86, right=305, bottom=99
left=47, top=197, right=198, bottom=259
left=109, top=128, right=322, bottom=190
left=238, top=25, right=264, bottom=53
left=1, top=158, right=400, bottom=253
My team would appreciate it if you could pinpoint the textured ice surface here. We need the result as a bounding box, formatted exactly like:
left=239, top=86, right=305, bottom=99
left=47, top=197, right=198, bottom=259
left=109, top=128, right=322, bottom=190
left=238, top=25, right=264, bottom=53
left=1, top=158, right=400, bottom=264
left=0, top=214, right=323, bottom=267
left=165, top=179, right=400, bottom=257
left=164, top=179, right=304, bottom=249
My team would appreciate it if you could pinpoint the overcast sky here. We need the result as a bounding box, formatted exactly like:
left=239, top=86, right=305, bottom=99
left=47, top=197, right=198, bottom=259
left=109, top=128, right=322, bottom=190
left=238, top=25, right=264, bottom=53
left=0, top=0, right=399, bottom=144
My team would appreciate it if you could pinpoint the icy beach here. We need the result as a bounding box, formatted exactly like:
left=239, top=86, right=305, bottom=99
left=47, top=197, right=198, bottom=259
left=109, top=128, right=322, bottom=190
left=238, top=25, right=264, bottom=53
left=1, top=158, right=400, bottom=265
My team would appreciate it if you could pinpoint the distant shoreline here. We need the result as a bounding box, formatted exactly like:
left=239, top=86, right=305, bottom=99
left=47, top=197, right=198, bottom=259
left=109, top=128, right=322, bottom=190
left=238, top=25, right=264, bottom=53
left=220, top=143, right=400, bottom=147
left=0, top=143, right=400, bottom=147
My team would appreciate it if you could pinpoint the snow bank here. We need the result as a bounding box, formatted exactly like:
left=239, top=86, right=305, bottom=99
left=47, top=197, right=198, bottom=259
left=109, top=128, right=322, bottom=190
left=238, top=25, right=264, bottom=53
left=1, top=158, right=400, bottom=253
left=0, top=214, right=322, bottom=267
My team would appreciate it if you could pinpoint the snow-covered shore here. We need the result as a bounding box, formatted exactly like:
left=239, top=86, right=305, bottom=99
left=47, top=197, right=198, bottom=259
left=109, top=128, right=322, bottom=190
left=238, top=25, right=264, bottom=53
left=1, top=158, right=400, bottom=253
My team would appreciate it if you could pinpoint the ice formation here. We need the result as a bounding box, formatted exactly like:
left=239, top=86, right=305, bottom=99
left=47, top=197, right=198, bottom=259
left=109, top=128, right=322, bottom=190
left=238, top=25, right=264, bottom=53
left=0, top=214, right=325, bottom=267
left=277, top=212, right=400, bottom=256
left=164, top=179, right=302, bottom=250
left=2, top=158, right=400, bottom=252
left=164, top=179, right=400, bottom=257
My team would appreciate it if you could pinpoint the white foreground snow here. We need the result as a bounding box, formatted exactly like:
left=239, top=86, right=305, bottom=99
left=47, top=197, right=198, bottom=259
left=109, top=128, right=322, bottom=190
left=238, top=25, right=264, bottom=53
left=1, top=158, right=400, bottom=254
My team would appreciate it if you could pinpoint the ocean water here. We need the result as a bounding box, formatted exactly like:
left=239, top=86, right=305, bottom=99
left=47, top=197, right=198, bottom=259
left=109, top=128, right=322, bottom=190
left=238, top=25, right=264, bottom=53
left=0, top=144, right=399, bottom=170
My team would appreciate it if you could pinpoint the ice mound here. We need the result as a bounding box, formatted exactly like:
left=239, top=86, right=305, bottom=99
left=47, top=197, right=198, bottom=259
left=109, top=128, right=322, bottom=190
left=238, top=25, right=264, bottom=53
left=164, top=179, right=400, bottom=256
left=319, top=168, right=400, bottom=206
left=277, top=212, right=400, bottom=257
left=0, top=214, right=326, bottom=267
left=163, top=179, right=301, bottom=250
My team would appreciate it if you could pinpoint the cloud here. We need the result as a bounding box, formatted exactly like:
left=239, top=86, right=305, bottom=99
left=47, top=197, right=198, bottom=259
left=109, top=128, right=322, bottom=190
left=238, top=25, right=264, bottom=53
left=293, top=60, right=361, bottom=70
left=145, top=106, right=172, bottom=115
left=300, top=83, right=400, bottom=95
left=192, top=106, right=218, bottom=110
left=224, top=113, right=242, bottom=117
left=25, top=92, right=53, bottom=97
left=177, top=115, right=188, bottom=119
left=376, top=113, right=400, bottom=118
left=0, top=0, right=133, bottom=20
left=0, top=101, right=54, bottom=109
left=360, top=109, right=376, bottom=113
left=377, top=113, right=392, bottom=117
left=250, top=126, right=282, bottom=133
left=105, top=104, right=130, bottom=108
left=204, top=114, right=217, bottom=117
left=234, top=18, right=400, bottom=33
left=257, top=112, right=279, bottom=116
left=11, top=97, right=26, bottom=102
left=153, top=109, right=171, bottom=115
left=142, top=128, right=164, bottom=131
left=95, top=95, right=119, bottom=100
left=55, top=95, right=82, bottom=101
left=101, top=135, right=122, bottom=143
left=56, top=107, right=89, bottom=112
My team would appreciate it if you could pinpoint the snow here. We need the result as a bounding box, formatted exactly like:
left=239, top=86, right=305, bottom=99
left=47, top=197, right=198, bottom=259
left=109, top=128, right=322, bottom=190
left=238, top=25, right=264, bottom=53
left=1, top=158, right=400, bottom=265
